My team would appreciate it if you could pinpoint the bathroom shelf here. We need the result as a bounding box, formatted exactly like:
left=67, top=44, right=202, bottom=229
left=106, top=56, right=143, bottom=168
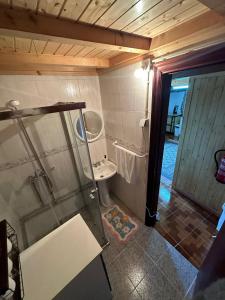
left=0, top=220, right=24, bottom=300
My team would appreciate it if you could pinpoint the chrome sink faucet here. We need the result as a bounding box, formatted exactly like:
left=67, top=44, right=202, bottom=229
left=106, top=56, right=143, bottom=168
left=93, top=161, right=101, bottom=167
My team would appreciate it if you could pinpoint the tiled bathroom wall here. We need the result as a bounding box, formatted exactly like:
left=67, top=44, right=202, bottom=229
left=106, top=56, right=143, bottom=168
left=0, top=75, right=106, bottom=248
left=0, top=64, right=152, bottom=246
left=0, top=75, right=107, bottom=163
left=99, top=61, right=152, bottom=221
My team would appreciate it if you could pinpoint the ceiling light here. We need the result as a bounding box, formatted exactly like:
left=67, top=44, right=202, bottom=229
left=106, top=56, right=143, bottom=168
left=134, top=68, right=146, bottom=79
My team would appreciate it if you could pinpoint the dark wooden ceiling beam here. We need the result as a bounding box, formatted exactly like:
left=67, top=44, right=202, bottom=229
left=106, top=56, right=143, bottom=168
left=0, top=5, right=151, bottom=54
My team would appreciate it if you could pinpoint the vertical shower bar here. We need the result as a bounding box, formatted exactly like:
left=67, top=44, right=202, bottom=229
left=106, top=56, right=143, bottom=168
left=15, top=118, right=61, bottom=226
left=17, top=119, right=53, bottom=188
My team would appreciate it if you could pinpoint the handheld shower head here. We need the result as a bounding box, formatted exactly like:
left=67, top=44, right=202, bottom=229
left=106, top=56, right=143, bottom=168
left=6, top=100, right=20, bottom=110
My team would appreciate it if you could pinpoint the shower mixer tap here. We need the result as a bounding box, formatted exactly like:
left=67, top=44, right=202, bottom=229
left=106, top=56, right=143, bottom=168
left=6, top=100, right=20, bottom=110
left=6, top=100, right=58, bottom=207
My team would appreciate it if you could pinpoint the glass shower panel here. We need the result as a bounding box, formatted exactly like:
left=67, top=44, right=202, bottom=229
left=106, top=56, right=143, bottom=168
left=21, top=110, right=107, bottom=247
left=67, top=109, right=107, bottom=246
left=0, top=105, right=107, bottom=250
left=16, top=112, right=82, bottom=243
left=0, top=118, right=58, bottom=249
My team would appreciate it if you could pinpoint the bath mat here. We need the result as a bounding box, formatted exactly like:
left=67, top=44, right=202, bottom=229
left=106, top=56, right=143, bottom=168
left=103, top=205, right=138, bottom=242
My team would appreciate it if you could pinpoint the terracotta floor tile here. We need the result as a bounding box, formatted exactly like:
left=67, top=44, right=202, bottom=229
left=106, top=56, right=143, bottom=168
left=175, top=244, right=192, bottom=262
left=177, top=230, right=214, bottom=268
left=194, top=220, right=217, bottom=241
left=187, top=255, right=202, bottom=269
left=156, top=213, right=194, bottom=244
left=173, top=205, right=204, bottom=230
left=154, top=222, right=177, bottom=247
left=156, top=184, right=218, bottom=269
left=180, top=196, right=208, bottom=217
left=205, top=211, right=219, bottom=225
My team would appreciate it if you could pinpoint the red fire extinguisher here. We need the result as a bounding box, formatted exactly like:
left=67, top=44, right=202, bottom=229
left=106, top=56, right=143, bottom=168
left=214, top=149, right=225, bottom=184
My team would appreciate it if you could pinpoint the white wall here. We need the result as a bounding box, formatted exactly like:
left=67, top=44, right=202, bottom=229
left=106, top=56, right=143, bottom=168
left=99, top=61, right=152, bottom=222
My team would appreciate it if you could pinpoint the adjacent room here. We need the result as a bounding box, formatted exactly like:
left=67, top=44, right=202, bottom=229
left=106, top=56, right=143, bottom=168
left=0, top=1, right=225, bottom=300
left=161, top=77, right=189, bottom=186
left=157, top=72, right=225, bottom=269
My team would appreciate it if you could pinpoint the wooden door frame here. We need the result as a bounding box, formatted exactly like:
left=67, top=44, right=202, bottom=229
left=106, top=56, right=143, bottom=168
left=145, top=42, right=225, bottom=226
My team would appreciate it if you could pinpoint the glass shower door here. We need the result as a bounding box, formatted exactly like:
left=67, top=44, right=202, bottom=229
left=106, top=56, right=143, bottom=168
left=66, top=109, right=107, bottom=246
left=0, top=106, right=107, bottom=251
left=20, top=109, right=106, bottom=247
left=0, top=117, right=59, bottom=250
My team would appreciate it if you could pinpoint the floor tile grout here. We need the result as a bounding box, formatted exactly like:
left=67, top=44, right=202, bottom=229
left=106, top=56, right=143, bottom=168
left=103, top=195, right=200, bottom=299
left=156, top=245, right=196, bottom=297
left=134, top=238, right=185, bottom=298
left=183, top=274, right=197, bottom=299
left=156, top=183, right=217, bottom=270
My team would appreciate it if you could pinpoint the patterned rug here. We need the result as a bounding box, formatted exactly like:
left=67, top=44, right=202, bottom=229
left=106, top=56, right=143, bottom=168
left=103, top=205, right=138, bottom=242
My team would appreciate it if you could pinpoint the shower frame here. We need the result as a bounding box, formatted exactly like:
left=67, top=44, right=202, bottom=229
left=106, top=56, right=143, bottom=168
left=0, top=102, right=86, bottom=121
left=0, top=102, right=107, bottom=248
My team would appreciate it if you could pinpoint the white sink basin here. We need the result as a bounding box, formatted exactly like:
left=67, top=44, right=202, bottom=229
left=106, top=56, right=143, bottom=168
left=92, top=160, right=117, bottom=182
left=84, top=160, right=117, bottom=207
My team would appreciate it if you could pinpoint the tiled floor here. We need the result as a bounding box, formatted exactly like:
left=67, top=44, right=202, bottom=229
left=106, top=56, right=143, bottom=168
left=101, top=197, right=198, bottom=300
left=156, top=184, right=218, bottom=269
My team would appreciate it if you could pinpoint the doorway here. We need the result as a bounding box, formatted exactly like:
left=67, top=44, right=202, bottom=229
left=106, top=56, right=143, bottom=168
left=160, top=77, right=189, bottom=187
left=154, top=71, right=225, bottom=268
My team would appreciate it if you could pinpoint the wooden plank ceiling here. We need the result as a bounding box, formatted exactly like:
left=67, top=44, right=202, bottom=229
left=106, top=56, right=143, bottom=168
left=0, top=0, right=224, bottom=74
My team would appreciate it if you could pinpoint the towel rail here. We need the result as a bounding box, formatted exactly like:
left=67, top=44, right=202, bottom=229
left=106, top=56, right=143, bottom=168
left=112, top=141, right=148, bottom=158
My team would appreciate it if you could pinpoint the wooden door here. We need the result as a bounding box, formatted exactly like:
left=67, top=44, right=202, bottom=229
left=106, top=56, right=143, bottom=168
left=173, top=73, right=225, bottom=215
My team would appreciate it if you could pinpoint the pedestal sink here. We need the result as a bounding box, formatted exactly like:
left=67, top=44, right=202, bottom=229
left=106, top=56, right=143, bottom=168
left=74, top=110, right=117, bottom=207
left=92, top=160, right=117, bottom=207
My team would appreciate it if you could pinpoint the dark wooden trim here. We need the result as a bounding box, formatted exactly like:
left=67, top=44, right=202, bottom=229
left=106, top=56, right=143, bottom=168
left=0, top=102, right=86, bottom=121
left=173, top=62, right=225, bottom=79
left=145, top=68, right=171, bottom=226
left=146, top=43, right=225, bottom=227
left=194, top=222, right=225, bottom=294
left=155, top=42, right=225, bottom=74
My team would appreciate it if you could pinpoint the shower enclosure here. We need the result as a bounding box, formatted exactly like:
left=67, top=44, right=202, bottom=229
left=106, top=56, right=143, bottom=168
left=0, top=102, right=107, bottom=250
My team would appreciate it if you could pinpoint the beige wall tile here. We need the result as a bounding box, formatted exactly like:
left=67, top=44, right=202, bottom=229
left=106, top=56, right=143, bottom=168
left=0, top=74, right=107, bottom=248
left=99, top=61, right=153, bottom=221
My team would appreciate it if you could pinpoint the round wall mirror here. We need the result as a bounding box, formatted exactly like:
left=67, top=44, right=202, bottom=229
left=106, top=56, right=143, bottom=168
left=74, top=111, right=103, bottom=143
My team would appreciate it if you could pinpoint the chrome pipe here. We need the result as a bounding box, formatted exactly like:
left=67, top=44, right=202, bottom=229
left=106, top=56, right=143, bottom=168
left=28, top=175, right=45, bottom=206
left=6, top=101, right=60, bottom=225
left=17, top=118, right=56, bottom=200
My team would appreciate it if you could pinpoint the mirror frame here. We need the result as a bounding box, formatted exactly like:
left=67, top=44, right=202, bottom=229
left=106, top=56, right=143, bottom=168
left=74, top=110, right=104, bottom=143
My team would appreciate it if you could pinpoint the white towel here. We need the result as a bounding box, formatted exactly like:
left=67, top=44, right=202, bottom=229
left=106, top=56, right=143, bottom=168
left=115, top=146, right=136, bottom=184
